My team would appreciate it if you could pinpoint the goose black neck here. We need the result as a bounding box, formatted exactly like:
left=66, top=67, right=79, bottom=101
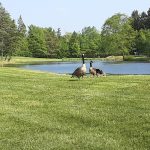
left=90, top=62, right=92, bottom=67
left=82, top=55, right=85, bottom=64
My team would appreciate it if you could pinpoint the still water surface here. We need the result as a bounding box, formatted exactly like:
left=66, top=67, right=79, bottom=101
left=20, top=61, right=150, bottom=75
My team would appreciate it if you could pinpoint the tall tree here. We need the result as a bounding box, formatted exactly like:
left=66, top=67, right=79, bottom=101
left=15, top=15, right=29, bottom=56
left=44, top=27, right=59, bottom=58
left=56, top=28, right=61, bottom=39
left=0, top=3, right=18, bottom=61
left=18, top=15, right=26, bottom=35
left=135, top=29, right=150, bottom=57
left=131, top=10, right=140, bottom=30
left=101, top=13, right=136, bottom=59
left=140, top=12, right=147, bottom=29
left=69, top=31, right=80, bottom=57
left=28, top=25, right=47, bottom=58
left=57, top=32, right=71, bottom=58
left=146, top=8, right=150, bottom=29
left=131, top=8, right=150, bottom=30
left=57, top=36, right=69, bottom=58
left=81, top=26, right=101, bottom=57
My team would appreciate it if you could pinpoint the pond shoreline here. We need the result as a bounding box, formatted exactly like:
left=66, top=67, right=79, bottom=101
left=1, top=56, right=150, bottom=67
left=1, top=56, right=150, bottom=75
left=16, top=61, right=150, bottom=75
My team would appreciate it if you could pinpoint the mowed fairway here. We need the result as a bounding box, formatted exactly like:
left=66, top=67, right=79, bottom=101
left=0, top=67, right=150, bottom=150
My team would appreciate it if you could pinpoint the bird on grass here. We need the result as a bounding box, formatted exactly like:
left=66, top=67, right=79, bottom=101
left=89, top=61, right=97, bottom=77
left=96, top=68, right=106, bottom=77
left=89, top=61, right=106, bottom=77
left=71, top=54, right=86, bottom=79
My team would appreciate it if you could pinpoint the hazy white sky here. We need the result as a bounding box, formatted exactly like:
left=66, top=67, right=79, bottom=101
left=1, top=0, right=150, bottom=34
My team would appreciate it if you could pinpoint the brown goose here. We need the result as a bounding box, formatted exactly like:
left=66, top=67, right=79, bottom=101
left=71, top=54, right=86, bottom=78
left=89, top=61, right=97, bottom=77
left=89, top=61, right=106, bottom=77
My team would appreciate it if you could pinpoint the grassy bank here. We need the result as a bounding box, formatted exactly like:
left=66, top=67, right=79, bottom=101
left=0, top=55, right=149, bottom=67
left=0, top=57, right=62, bottom=66
left=124, top=55, right=150, bottom=62
left=0, top=67, right=150, bottom=150
left=0, top=57, right=90, bottom=66
left=0, top=56, right=124, bottom=66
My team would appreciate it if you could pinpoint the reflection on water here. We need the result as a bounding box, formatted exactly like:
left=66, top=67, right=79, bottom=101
left=18, top=61, right=150, bottom=75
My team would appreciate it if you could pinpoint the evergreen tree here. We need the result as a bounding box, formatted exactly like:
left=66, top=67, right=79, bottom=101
left=131, top=8, right=150, bottom=30
left=44, top=27, right=59, bottom=58
left=0, top=3, right=18, bottom=61
left=18, top=15, right=26, bottom=35
left=15, top=15, right=29, bottom=56
left=28, top=25, right=47, bottom=58
left=56, top=28, right=61, bottom=39
left=131, top=10, right=140, bottom=30
left=135, top=29, right=150, bottom=57
left=146, top=8, right=150, bottom=29
left=140, top=12, right=147, bottom=29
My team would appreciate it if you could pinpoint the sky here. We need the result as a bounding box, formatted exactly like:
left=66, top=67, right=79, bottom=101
left=1, top=0, right=150, bottom=34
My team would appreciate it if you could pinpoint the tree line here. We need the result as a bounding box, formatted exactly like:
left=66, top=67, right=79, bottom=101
left=0, top=3, right=150, bottom=61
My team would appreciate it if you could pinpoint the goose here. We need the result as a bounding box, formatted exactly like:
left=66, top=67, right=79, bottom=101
left=71, top=54, right=86, bottom=78
left=89, top=61, right=97, bottom=77
left=96, top=68, right=106, bottom=77
left=89, top=61, right=106, bottom=77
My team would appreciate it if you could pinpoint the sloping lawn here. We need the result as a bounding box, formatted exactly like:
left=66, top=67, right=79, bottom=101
left=0, top=67, right=150, bottom=150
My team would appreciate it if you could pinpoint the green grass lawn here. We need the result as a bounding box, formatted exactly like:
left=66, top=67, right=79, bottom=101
left=0, top=67, right=150, bottom=150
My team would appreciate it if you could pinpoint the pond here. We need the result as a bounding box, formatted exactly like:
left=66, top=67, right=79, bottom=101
left=19, top=61, right=150, bottom=75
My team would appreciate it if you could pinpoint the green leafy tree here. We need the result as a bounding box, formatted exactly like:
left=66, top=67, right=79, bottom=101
left=101, top=13, right=136, bottom=59
left=81, top=26, right=101, bottom=57
left=69, top=31, right=81, bottom=57
left=58, top=32, right=71, bottom=58
left=56, top=28, right=69, bottom=58
left=57, top=36, right=69, bottom=58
